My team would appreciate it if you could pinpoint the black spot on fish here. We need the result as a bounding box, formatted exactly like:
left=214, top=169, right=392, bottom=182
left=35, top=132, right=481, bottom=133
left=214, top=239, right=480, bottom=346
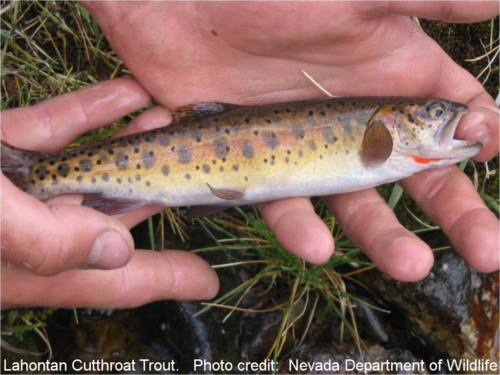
left=308, top=111, right=314, bottom=116
left=87, top=151, right=94, bottom=157
left=298, top=150, right=304, bottom=158
left=137, top=164, right=141, bottom=169
left=91, top=177, right=96, bottom=184
left=146, top=181, right=151, bottom=187
left=128, top=177, right=133, bottom=183
left=219, top=166, right=224, bottom=172
left=79, top=159, right=92, bottom=172
left=202, top=164, right=211, bottom=174
left=245, top=176, right=248, bottom=181
left=320, top=111, right=326, bottom=117
left=254, top=130, right=259, bottom=136
left=97, top=160, right=102, bottom=165
left=142, top=151, right=155, bottom=169
left=159, top=136, right=170, bottom=147
left=323, top=127, right=336, bottom=144
left=102, top=173, right=109, bottom=182
left=134, top=148, right=140, bottom=154
left=145, top=136, right=154, bottom=143
left=285, top=156, right=290, bottom=163
left=345, top=150, right=350, bottom=155
left=224, top=128, right=230, bottom=135
left=74, top=167, right=80, bottom=172
left=245, top=118, right=251, bottom=123
left=57, top=163, right=69, bottom=177
left=326, top=103, right=332, bottom=108
left=232, top=165, right=239, bottom=171
left=49, top=160, right=55, bottom=166
left=285, top=108, right=291, bottom=113
left=115, top=153, right=129, bottom=169
left=178, top=128, right=187, bottom=136
left=162, top=165, right=170, bottom=176
left=308, top=140, right=317, bottom=151
left=108, top=149, right=114, bottom=155
left=351, top=101, right=358, bottom=107
left=266, top=119, right=272, bottom=124
left=177, top=145, right=192, bottom=164
left=263, top=131, right=279, bottom=150
left=117, top=178, right=122, bottom=184
left=338, top=116, right=354, bottom=141
left=242, top=141, right=255, bottom=159
left=214, top=137, right=229, bottom=159
left=292, top=124, right=305, bottom=139
left=185, top=174, right=191, bottom=180
left=77, top=176, right=83, bottom=183
left=136, top=175, right=141, bottom=181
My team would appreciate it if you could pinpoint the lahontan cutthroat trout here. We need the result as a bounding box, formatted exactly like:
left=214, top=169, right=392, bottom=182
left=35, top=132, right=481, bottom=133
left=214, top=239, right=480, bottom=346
left=1, top=97, right=481, bottom=217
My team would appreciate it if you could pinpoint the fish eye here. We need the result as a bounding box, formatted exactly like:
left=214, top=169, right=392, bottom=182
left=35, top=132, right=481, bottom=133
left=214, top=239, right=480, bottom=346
left=428, top=102, right=446, bottom=118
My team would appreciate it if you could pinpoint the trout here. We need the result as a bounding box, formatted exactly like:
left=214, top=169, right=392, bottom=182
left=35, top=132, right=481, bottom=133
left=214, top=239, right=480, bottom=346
left=1, top=97, right=481, bottom=217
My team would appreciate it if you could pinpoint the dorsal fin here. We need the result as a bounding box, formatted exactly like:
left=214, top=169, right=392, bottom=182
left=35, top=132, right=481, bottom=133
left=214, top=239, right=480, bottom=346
left=172, top=102, right=240, bottom=123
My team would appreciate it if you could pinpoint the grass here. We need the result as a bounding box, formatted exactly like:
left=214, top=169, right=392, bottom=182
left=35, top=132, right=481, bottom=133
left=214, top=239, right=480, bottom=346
left=1, top=1, right=499, bottom=368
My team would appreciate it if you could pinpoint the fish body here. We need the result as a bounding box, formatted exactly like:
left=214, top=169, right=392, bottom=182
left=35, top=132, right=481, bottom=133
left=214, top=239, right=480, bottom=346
left=1, top=97, right=481, bottom=215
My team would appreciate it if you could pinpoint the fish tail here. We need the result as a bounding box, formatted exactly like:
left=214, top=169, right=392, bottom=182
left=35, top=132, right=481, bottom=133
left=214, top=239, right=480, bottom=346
left=1, top=141, right=39, bottom=192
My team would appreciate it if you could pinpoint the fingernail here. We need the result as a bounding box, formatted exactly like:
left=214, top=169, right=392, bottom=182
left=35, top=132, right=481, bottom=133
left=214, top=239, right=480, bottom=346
left=464, top=124, right=491, bottom=145
left=88, top=231, right=130, bottom=269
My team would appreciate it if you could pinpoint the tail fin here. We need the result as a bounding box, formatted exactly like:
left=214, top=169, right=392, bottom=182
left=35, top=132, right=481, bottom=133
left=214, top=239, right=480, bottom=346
left=1, top=141, right=43, bottom=193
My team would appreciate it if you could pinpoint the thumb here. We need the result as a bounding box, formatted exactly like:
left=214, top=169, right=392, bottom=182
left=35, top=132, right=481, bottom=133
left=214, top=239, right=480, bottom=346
left=1, top=176, right=134, bottom=276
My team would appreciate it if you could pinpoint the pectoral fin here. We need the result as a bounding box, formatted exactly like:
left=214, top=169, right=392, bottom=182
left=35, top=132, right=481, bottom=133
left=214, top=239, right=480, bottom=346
left=360, top=120, right=393, bottom=168
left=207, top=184, right=244, bottom=200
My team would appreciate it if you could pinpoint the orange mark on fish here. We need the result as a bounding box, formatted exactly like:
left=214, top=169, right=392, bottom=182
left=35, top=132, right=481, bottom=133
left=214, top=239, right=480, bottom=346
left=411, top=156, right=449, bottom=164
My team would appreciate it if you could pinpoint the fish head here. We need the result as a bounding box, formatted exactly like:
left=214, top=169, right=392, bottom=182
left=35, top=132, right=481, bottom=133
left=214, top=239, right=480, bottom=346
left=374, top=98, right=482, bottom=170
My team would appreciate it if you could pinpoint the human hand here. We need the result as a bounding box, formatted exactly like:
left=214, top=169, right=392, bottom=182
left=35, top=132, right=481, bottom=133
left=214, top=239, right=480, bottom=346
left=82, top=2, right=499, bottom=282
left=1, top=78, right=219, bottom=309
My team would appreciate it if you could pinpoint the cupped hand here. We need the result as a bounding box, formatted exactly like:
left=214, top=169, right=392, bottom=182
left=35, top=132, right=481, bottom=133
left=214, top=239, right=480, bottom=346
left=1, top=78, right=219, bottom=309
left=83, top=1, right=499, bottom=281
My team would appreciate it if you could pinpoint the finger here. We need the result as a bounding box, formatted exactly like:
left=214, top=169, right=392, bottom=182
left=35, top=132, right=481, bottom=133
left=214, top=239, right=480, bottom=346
left=399, top=166, right=499, bottom=273
left=2, top=250, right=219, bottom=309
left=1, top=78, right=151, bottom=153
left=115, top=105, right=172, bottom=136
left=257, top=198, right=334, bottom=264
left=324, top=189, right=434, bottom=281
left=453, top=93, right=499, bottom=162
left=1, top=177, right=134, bottom=276
left=356, top=2, right=498, bottom=23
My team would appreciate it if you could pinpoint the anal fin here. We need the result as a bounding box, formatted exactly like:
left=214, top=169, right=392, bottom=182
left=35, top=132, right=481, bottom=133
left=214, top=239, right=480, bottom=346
left=83, top=194, right=145, bottom=215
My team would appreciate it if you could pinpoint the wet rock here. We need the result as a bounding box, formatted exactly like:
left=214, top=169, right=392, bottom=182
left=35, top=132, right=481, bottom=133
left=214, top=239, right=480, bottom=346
left=279, top=343, right=428, bottom=374
left=355, top=247, right=499, bottom=362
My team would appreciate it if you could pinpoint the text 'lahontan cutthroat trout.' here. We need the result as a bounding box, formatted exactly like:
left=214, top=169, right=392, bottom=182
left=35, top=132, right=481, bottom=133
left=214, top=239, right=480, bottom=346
left=1, top=97, right=481, bottom=217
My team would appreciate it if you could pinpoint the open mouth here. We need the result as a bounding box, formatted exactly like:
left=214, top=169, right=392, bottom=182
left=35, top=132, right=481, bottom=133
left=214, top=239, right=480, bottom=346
left=436, top=106, right=482, bottom=153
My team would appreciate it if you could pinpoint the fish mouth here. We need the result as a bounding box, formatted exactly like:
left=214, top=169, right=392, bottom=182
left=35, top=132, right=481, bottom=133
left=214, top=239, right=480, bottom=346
left=433, top=105, right=483, bottom=159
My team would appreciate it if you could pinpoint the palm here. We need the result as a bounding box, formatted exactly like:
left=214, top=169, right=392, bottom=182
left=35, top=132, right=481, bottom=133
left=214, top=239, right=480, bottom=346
left=85, top=2, right=499, bottom=280
left=91, top=2, right=447, bottom=105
